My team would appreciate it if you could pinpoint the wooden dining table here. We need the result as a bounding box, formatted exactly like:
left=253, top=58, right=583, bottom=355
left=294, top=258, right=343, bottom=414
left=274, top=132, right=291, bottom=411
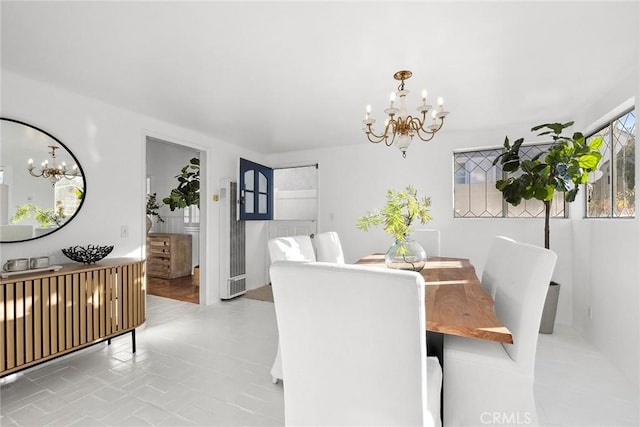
left=356, top=254, right=513, bottom=344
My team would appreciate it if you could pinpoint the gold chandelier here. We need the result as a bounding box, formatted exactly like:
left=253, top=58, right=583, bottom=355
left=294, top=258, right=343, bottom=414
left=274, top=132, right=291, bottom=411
left=363, top=70, right=449, bottom=158
left=27, top=145, right=80, bottom=185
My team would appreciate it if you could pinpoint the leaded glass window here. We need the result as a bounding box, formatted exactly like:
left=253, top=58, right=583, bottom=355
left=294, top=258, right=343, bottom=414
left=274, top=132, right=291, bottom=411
left=586, top=108, right=636, bottom=218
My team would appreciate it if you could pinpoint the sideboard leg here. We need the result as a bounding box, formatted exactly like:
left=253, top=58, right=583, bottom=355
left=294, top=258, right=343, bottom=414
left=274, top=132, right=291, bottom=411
left=132, top=329, right=136, bottom=353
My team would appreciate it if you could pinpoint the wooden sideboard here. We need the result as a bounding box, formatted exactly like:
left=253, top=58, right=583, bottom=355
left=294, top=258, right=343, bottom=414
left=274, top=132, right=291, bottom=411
left=0, top=258, right=145, bottom=376
left=147, top=233, right=192, bottom=279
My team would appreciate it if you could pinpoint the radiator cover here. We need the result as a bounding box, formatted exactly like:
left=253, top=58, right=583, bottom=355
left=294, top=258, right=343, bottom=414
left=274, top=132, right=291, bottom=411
left=220, top=179, right=246, bottom=299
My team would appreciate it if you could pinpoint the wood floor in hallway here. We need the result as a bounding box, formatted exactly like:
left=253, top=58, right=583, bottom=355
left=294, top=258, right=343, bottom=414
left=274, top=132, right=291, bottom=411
left=146, top=274, right=199, bottom=304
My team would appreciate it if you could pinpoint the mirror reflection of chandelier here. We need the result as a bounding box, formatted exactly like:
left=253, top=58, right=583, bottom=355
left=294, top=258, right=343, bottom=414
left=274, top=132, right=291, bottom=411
left=362, top=70, right=449, bottom=158
left=27, top=145, right=80, bottom=185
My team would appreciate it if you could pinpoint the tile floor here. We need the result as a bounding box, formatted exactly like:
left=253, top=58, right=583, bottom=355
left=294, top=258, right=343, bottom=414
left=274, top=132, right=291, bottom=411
left=1, top=295, right=638, bottom=426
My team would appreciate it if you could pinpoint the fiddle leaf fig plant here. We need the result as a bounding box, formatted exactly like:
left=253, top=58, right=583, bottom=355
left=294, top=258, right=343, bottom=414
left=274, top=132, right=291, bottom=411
left=493, top=121, right=603, bottom=249
left=357, top=185, right=432, bottom=244
left=163, top=157, right=200, bottom=211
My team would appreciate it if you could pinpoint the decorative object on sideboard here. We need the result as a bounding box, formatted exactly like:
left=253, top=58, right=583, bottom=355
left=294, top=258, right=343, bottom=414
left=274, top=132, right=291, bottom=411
left=1, top=257, right=60, bottom=279
left=29, top=256, right=50, bottom=269
left=61, top=245, right=114, bottom=264
left=493, top=121, right=604, bottom=334
left=357, top=185, right=432, bottom=271
left=362, top=70, right=450, bottom=158
left=0, top=264, right=63, bottom=279
left=3, top=258, right=29, bottom=272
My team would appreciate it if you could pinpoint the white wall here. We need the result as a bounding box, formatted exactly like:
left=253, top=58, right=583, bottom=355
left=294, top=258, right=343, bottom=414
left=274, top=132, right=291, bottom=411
left=570, top=73, right=640, bottom=387
left=0, top=70, right=268, bottom=304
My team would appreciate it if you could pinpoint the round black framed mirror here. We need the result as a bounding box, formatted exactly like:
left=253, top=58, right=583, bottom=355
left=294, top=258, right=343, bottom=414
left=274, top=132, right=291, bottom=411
left=0, top=118, right=86, bottom=243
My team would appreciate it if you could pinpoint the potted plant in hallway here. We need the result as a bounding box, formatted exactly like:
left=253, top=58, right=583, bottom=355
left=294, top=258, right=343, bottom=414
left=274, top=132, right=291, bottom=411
left=163, top=157, right=200, bottom=214
left=493, top=121, right=603, bottom=333
left=357, top=185, right=432, bottom=271
left=163, top=157, right=201, bottom=279
left=146, top=192, right=164, bottom=233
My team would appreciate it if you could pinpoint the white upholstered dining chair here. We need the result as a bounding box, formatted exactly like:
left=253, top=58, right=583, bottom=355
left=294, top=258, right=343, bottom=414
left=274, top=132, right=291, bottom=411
left=267, top=235, right=316, bottom=263
left=480, top=235, right=516, bottom=299
left=443, top=236, right=557, bottom=426
left=270, top=261, right=443, bottom=427
left=266, top=235, right=316, bottom=384
left=313, top=231, right=345, bottom=263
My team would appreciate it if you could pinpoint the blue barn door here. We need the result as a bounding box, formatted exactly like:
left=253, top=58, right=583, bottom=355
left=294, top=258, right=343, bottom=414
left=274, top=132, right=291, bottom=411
left=239, top=158, right=273, bottom=220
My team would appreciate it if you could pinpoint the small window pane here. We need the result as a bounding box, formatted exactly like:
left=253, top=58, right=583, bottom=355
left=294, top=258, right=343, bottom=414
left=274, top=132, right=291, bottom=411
left=258, top=193, right=268, bottom=214
left=454, top=148, right=503, bottom=218
left=245, top=191, right=254, bottom=213
left=587, top=108, right=635, bottom=218
left=259, top=172, right=267, bottom=193
left=612, top=111, right=635, bottom=217
left=244, top=170, right=254, bottom=191
left=587, top=129, right=612, bottom=217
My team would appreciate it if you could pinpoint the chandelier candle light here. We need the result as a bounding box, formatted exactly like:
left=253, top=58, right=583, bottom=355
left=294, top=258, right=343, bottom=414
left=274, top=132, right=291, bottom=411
left=27, top=145, right=80, bottom=185
left=363, top=70, right=449, bottom=158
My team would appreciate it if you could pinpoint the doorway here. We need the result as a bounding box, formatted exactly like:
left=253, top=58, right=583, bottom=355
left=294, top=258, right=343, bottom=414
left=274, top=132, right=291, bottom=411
left=269, top=164, right=318, bottom=239
left=145, top=136, right=202, bottom=304
left=265, top=164, right=318, bottom=283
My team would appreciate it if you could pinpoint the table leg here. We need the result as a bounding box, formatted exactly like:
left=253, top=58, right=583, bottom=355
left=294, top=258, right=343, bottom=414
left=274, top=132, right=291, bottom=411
left=427, top=331, right=444, bottom=424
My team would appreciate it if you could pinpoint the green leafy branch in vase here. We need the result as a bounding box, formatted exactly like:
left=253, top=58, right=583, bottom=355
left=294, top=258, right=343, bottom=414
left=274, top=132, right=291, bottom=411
left=357, top=185, right=432, bottom=255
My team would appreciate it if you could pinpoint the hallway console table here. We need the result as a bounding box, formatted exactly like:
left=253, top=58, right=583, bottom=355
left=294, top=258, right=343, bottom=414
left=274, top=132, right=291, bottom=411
left=0, top=258, right=145, bottom=377
left=147, top=233, right=192, bottom=279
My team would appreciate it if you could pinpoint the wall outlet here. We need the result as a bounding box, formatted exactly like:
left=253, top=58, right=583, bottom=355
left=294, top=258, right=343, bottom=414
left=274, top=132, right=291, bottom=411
left=121, top=225, right=129, bottom=238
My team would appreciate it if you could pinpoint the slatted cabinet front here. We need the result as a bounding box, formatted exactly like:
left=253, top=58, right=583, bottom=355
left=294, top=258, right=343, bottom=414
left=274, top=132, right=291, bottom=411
left=1, top=259, right=145, bottom=376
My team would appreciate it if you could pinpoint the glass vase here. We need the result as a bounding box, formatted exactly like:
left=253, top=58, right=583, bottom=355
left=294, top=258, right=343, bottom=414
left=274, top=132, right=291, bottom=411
left=385, top=238, right=427, bottom=272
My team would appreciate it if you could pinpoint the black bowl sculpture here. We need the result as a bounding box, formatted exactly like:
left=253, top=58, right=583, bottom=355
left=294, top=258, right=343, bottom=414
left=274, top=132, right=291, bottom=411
left=61, top=245, right=114, bottom=264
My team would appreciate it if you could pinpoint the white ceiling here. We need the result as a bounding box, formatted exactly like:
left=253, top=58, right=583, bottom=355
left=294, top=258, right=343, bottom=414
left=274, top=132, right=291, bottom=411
left=2, top=1, right=638, bottom=154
